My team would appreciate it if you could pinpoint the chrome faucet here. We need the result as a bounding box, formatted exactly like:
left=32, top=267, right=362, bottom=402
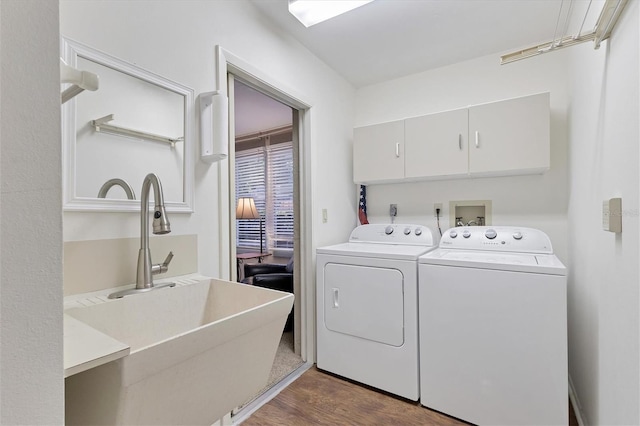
left=136, top=173, right=172, bottom=288
left=108, top=173, right=175, bottom=299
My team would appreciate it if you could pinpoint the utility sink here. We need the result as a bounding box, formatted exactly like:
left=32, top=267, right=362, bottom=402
left=65, top=277, right=294, bottom=425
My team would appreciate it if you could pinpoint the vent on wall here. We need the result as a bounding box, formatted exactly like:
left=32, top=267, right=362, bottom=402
left=501, top=0, right=629, bottom=65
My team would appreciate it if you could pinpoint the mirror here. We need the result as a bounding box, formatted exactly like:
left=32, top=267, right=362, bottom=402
left=61, top=37, right=194, bottom=212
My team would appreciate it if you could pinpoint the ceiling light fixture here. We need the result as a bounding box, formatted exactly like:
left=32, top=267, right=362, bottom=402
left=288, top=0, right=374, bottom=27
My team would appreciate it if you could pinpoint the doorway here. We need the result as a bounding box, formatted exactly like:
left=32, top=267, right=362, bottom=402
left=229, top=76, right=305, bottom=410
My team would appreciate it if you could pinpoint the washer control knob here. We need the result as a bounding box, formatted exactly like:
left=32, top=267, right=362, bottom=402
left=385, top=225, right=394, bottom=235
left=462, top=230, right=471, bottom=238
left=414, top=228, right=423, bottom=236
left=485, top=229, right=497, bottom=239
left=449, top=230, right=458, bottom=238
left=513, top=232, right=523, bottom=240
left=403, top=227, right=411, bottom=235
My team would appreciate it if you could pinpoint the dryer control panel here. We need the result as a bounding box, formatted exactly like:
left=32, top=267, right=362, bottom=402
left=349, top=224, right=436, bottom=246
left=439, top=226, right=553, bottom=254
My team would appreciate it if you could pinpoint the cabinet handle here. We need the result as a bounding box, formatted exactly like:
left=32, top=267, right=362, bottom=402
left=458, top=134, right=463, bottom=150
left=332, top=288, right=339, bottom=308
left=395, top=143, right=400, bottom=158
left=475, top=131, right=480, bottom=148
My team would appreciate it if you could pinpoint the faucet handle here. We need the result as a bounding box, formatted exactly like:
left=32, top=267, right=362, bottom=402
left=152, top=251, right=174, bottom=275
left=162, top=251, right=174, bottom=266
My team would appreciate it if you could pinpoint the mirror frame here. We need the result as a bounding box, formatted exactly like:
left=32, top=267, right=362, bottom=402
left=61, top=37, right=195, bottom=213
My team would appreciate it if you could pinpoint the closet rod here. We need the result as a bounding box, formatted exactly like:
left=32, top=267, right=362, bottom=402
left=91, top=114, right=183, bottom=147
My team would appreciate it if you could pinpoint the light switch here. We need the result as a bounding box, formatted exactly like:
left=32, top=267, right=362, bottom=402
left=322, top=209, right=328, bottom=223
left=602, top=198, right=622, bottom=233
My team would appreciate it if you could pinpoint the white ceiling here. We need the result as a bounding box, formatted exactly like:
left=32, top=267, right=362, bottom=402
left=234, top=80, right=293, bottom=136
left=237, top=0, right=605, bottom=133
left=250, top=0, right=568, bottom=88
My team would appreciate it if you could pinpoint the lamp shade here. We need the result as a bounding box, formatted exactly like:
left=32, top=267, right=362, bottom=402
left=236, top=197, right=260, bottom=219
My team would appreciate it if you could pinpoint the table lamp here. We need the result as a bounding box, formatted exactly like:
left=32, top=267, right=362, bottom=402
left=236, top=197, right=264, bottom=253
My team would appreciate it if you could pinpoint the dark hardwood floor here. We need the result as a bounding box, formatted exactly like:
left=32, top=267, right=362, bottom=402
left=241, top=367, right=579, bottom=426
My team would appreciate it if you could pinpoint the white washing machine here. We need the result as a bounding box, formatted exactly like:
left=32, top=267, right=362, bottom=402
left=419, top=226, right=567, bottom=425
left=316, top=223, right=437, bottom=401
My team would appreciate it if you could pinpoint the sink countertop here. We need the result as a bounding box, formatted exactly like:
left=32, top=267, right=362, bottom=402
left=64, top=273, right=208, bottom=378
left=64, top=314, right=130, bottom=378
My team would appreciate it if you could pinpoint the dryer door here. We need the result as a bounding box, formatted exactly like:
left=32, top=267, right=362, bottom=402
left=323, top=263, right=404, bottom=346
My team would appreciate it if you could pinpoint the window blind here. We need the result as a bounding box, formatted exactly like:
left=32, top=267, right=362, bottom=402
left=267, top=143, right=294, bottom=249
left=235, top=141, right=293, bottom=251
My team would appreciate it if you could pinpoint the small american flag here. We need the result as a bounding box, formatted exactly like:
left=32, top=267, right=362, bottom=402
left=358, top=185, right=369, bottom=225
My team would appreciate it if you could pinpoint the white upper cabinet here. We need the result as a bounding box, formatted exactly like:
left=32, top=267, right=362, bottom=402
left=353, top=92, right=550, bottom=184
left=468, top=92, right=550, bottom=176
left=405, top=108, right=468, bottom=179
left=353, top=120, right=405, bottom=184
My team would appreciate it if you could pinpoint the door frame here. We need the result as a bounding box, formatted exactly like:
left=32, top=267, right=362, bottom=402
left=215, top=46, right=315, bottom=363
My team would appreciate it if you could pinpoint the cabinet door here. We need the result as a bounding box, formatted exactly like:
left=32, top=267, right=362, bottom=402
left=405, top=108, right=468, bottom=179
left=353, top=120, right=404, bottom=183
left=468, top=92, right=550, bottom=175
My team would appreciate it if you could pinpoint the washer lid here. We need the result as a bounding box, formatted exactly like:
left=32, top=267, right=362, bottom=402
left=317, top=241, right=435, bottom=261
left=419, top=249, right=566, bottom=275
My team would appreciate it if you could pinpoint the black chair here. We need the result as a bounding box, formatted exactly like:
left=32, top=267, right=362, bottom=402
left=242, top=258, right=293, bottom=331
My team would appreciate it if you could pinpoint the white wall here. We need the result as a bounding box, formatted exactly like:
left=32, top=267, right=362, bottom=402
left=566, top=1, right=639, bottom=424
left=60, top=1, right=357, bottom=284
left=73, top=55, right=185, bottom=201
left=355, top=50, right=570, bottom=263
left=355, top=4, right=640, bottom=424
left=0, top=0, right=64, bottom=424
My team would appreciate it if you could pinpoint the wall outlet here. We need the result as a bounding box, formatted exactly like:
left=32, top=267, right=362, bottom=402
left=434, top=203, right=443, bottom=217
left=390, top=204, right=398, bottom=217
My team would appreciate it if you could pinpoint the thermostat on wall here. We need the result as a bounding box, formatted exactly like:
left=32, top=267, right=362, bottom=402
left=602, top=197, right=622, bottom=233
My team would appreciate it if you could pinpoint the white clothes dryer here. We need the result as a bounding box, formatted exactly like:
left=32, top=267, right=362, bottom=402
left=316, top=223, right=437, bottom=401
left=419, top=226, right=567, bottom=425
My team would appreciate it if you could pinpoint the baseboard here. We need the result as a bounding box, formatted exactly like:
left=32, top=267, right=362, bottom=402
left=233, top=362, right=312, bottom=425
left=569, top=374, right=587, bottom=426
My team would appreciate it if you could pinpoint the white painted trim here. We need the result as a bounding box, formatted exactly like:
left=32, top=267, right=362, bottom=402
left=569, top=374, right=587, bottom=426
left=61, top=37, right=195, bottom=213
left=215, top=45, right=315, bottom=363
left=232, top=362, right=312, bottom=424
left=217, top=47, right=313, bottom=110
left=297, top=108, right=315, bottom=363
left=227, top=74, right=237, bottom=281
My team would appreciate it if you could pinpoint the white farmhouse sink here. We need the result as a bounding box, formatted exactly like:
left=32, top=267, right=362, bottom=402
left=65, top=278, right=294, bottom=425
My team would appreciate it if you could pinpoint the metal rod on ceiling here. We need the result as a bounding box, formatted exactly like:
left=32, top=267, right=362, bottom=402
left=501, top=0, right=628, bottom=65
left=575, top=0, right=593, bottom=39
left=501, top=33, right=596, bottom=64
left=594, top=0, right=628, bottom=48
left=549, top=0, right=565, bottom=49
left=558, top=0, right=575, bottom=46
